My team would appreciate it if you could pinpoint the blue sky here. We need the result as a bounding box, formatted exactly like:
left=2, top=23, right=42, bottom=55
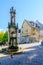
left=0, top=0, right=43, bottom=31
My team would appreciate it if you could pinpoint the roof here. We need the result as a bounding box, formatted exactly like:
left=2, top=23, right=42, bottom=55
left=21, top=19, right=40, bottom=30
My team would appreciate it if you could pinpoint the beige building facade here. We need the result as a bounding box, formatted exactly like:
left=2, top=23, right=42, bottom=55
left=21, top=20, right=39, bottom=43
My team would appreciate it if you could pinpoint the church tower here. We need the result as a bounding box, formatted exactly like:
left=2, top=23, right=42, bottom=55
left=8, top=7, right=18, bottom=50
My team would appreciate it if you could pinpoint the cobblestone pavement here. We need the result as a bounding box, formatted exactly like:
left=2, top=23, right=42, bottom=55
left=0, top=43, right=43, bottom=65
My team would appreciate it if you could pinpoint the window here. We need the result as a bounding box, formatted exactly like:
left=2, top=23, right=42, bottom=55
left=25, top=29, right=28, bottom=32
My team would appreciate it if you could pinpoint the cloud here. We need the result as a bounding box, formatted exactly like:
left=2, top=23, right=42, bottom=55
left=0, top=28, right=7, bottom=32
left=0, top=29, right=3, bottom=31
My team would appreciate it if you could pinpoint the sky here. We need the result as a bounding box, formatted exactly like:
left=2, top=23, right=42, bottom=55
left=0, top=0, right=43, bottom=31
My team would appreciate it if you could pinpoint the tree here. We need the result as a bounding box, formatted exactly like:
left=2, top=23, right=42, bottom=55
left=0, top=32, right=4, bottom=42
left=2, top=31, right=8, bottom=42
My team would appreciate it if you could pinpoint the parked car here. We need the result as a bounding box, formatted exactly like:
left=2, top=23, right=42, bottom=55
left=39, top=40, right=43, bottom=45
left=41, top=40, right=43, bottom=45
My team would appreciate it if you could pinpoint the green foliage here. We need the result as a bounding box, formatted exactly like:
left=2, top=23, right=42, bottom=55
left=2, top=31, right=8, bottom=42
left=0, top=32, right=4, bottom=42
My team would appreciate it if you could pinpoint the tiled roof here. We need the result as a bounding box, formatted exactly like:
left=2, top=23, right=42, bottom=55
left=22, top=19, right=42, bottom=30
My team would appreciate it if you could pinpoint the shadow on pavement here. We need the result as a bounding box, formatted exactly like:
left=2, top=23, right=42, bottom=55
left=0, top=44, right=43, bottom=65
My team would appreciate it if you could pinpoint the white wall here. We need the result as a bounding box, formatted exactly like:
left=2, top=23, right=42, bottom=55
left=17, top=33, right=21, bottom=43
left=40, top=30, right=43, bottom=36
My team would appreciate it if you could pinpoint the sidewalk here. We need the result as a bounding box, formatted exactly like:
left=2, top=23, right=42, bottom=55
left=0, top=42, right=43, bottom=65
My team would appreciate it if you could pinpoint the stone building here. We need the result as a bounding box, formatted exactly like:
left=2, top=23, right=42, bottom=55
left=21, top=20, right=40, bottom=43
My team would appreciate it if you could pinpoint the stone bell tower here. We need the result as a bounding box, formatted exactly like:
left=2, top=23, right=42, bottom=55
left=8, top=7, right=18, bottom=50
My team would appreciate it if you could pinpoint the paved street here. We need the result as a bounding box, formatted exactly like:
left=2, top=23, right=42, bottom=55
left=0, top=43, right=43, bottom=65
